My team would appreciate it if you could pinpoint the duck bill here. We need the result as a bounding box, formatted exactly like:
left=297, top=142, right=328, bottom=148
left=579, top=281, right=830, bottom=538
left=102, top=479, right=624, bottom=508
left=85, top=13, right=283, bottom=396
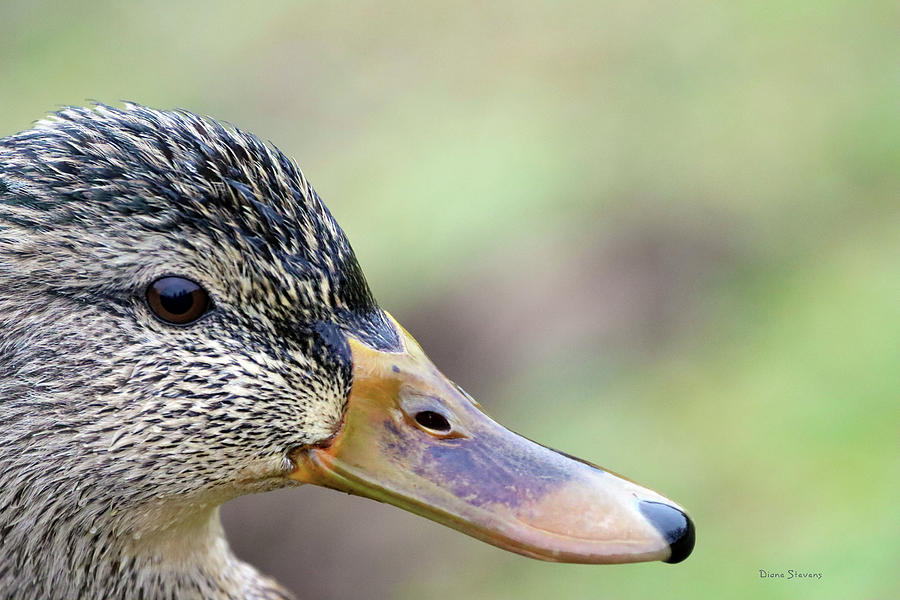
left=288, top=319, right=694, bottom=564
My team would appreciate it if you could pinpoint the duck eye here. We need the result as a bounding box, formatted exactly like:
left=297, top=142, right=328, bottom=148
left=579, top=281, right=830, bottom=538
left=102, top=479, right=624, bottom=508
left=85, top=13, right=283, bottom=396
left=414, top=411, right=452, bottom=432
left=146, top=277, right=210, bottom=325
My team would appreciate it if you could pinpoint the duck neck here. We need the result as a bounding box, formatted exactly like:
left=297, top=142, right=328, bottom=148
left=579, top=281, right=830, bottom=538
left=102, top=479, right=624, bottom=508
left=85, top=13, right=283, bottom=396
left=0, top=496, right=295, bottom=600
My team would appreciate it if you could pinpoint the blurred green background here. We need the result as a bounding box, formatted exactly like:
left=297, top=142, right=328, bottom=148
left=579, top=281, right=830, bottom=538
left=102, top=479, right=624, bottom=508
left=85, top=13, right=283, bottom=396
left=2, top=1, right=896, bottom=598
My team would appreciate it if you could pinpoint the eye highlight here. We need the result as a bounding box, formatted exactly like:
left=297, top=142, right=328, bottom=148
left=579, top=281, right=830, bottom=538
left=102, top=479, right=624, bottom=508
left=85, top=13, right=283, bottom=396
left=146, top=276, right=210, bottom=325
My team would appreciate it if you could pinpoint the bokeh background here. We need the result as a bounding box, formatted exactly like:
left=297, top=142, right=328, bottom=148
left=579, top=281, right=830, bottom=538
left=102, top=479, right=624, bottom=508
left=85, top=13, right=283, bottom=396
left=2, top=2, right=896, bottom=599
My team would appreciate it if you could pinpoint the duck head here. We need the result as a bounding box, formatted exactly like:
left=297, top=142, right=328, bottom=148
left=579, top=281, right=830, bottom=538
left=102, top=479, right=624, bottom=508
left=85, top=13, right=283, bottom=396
left=0, top=104, right=692, bottom=596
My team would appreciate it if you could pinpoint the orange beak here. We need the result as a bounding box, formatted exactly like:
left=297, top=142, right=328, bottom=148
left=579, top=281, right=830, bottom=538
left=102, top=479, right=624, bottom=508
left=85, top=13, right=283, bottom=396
left=288, top=316, right=694, bottom=564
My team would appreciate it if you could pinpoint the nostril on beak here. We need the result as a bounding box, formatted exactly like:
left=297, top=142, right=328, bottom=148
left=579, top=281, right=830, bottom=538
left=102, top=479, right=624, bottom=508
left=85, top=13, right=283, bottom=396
left=638, top=500, right=695, bottom=564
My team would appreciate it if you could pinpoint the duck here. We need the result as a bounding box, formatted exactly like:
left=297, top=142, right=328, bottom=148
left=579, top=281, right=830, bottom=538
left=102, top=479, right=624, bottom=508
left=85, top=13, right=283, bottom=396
left=0, top=103, right=694, bottom=600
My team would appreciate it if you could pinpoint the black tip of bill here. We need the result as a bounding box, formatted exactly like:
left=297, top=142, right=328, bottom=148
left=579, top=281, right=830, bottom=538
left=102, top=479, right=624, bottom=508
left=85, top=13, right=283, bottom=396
left=638, top=500, right=696, bottom=564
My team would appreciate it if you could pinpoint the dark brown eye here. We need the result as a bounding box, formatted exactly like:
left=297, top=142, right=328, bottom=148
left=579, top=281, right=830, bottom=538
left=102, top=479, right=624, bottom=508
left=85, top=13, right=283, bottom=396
left=146, top=277, right=210, bottom=324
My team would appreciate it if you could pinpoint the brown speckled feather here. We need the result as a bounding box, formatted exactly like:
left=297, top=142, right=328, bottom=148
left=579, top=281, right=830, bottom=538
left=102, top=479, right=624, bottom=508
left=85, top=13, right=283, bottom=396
left=0, top=104, right=399, bottom=599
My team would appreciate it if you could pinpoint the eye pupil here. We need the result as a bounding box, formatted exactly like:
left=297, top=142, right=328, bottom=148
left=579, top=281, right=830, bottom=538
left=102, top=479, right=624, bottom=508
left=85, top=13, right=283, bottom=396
left=415, top=411, right=451, bottom=432
left=147, top=277, right=210, bottom=324
left=160, top=287, right=194, bottom=315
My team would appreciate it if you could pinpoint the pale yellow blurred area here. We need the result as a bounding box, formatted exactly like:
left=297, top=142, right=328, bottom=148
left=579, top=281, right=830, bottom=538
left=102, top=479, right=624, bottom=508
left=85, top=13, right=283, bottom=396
left=1, top=2, right=896, bottom=599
